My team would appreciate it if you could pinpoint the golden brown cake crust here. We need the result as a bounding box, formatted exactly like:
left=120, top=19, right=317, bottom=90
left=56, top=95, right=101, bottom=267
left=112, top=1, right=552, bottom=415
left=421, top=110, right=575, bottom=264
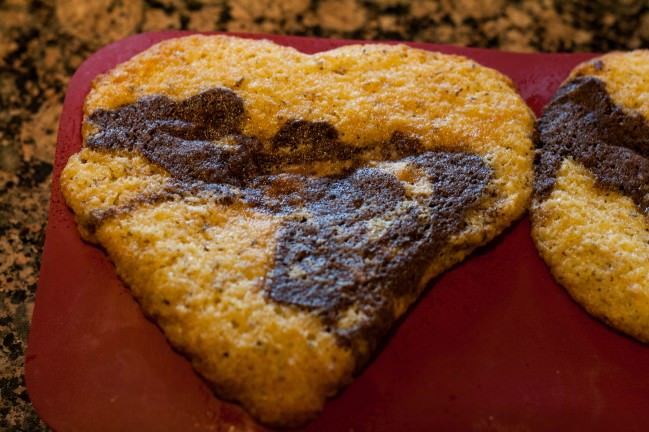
left=532, top=50, right=649, bottom=344
left=61, top=35, right=534, bottom=427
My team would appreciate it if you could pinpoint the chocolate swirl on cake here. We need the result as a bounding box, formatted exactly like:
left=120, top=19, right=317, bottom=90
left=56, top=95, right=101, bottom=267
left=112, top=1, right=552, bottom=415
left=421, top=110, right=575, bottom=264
left=85, top=87, right=492, bottom=359
left=535, top=76, right=649, bottom=214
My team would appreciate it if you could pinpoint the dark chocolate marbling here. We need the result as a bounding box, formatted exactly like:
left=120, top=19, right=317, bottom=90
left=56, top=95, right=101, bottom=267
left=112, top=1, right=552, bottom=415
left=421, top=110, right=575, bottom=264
left=86, top=87, right=491, bottom=366
left=2, top=0, right=649, bottom=430
left=535, top=76, right=649, bottom=214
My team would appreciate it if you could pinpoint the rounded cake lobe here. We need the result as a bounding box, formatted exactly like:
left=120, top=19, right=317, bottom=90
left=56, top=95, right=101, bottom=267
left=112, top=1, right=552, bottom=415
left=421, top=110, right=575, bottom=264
left=532, top=50, right=649, bottom=344
left=61, top=34, right=536, bottom=427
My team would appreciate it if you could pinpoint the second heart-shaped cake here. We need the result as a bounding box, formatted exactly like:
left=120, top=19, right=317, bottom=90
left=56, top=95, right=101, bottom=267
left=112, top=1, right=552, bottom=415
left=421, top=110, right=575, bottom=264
left=532, top=51, right=649, bottom=344
left=60, top=35, right=534, bottom=427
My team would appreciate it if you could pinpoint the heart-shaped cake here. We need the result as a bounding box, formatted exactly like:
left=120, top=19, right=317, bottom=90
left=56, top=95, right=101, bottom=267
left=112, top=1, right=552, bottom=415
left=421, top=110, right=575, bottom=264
left=60, top=35, right=534, bottom=427
left=532, top=50, right=649, bottom=343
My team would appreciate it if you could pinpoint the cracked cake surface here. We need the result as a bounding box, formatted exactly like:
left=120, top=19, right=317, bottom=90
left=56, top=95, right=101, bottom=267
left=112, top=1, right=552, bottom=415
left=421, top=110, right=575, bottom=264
left=60, top=35, right=534, bottom=427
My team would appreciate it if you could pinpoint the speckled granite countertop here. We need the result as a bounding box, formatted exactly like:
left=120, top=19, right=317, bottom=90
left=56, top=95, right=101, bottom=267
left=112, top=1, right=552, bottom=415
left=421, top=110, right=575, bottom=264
left=1, top=0, right=648, bottom=430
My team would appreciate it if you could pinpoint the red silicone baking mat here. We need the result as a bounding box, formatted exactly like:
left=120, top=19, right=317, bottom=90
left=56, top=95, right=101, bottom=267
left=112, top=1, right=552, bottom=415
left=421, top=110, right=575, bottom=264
left=25, top=32, right=649, bottom=432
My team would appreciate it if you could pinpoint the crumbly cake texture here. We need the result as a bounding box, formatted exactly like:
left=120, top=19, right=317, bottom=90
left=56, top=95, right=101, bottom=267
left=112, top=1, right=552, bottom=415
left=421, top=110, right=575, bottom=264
left=61, top=35, right=534, bottom=427
left=532, top=50, right=649, bottom=343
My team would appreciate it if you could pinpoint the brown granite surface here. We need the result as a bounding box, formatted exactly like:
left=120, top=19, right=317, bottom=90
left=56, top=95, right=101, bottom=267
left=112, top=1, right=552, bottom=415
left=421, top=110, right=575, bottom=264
left=1, top=0, right=648, bottom=430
